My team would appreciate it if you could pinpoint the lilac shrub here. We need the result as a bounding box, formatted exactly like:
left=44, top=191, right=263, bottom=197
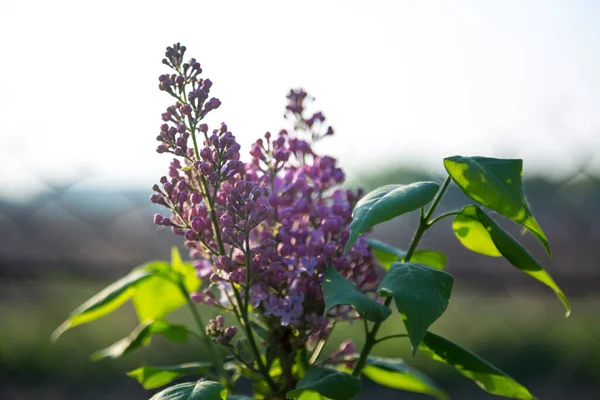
left=54, top=44, right=570, bottom=400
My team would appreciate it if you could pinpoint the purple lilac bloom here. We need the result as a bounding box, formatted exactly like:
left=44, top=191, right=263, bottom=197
left=152, top=43, right=380, bottom=350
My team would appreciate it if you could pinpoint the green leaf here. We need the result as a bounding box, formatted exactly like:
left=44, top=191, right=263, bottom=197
left=322, top=266, right=391, bottom=323
left=51, top=268, right=154, bottom=341
left=150, top=380, right=226, bottom=400
left=444, top=156, right=550, bottom=257
left=368, top=239, right=446, bottom=270
left=345, top=182, right=440, bottom=252
left=420, top=332, right=535, bottom=400
left=227, top=396, right=255, bottom=400
left=378, top=262, right=453, bottom=355
left=409, top=250, right=447, bottom=270
left=452, top=206, right=502, bottom=257
left=367, top=239, right=406, bottom=270
left=471, top=206, right=570, bottom=316
left=127, top=362, right=212, bottom=389
left=90, top=320, right=188, bottom=360
left=362, top=356, right=448, bottom=400
left=133, top=253, right=201, bottom=322
left=286, top=366, right=361, bottom=400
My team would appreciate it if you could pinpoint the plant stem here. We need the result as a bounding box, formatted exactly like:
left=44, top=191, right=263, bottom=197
left=351, top=175, right=452, bottom=377
left=240, top=235, right=278, bottom=393
left=180, top=283, right=229, bottom=389
left=374, top=334, right=409, bottom=344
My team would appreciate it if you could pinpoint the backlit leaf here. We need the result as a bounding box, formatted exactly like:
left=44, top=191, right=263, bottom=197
left=127, top=362, right=212, bottom=389
left=444, top=156, right=550, bottom=256
left=90, top=320, right=188, bottom=360
left=421, top=332, right=534, bottom=400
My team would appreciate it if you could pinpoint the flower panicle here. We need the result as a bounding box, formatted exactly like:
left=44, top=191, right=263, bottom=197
left=151, top=43, right=379, bottom=347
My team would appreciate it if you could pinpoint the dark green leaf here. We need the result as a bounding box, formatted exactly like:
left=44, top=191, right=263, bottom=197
left=368, top=239, right=446, bottom=270
left=90, top=320, right=188, bottom=360
left=378, top=262, right=453, bottom=355
left=133, top=248, right=201, bottom=322
left=227, top=396, right=255, bottom=400
left=421, top=332, right=535, bottom=400
left=363, top=356, right=448, bottom=400
left=150, top=380, right=226, bottom=400
left=322, top=266, right=391, bottom=323
left=345, top=182, right=440, bottom=252
left=472, top=206, right=570, bottom=316
left=286, top=366, right=361, bottom=400
left=127, top=362, right=212, bottom=389
left=444, top=156, right=550, bottom=256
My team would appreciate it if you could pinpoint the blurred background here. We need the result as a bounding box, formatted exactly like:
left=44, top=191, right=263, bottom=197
left=1, top=1, right=599, bottom=399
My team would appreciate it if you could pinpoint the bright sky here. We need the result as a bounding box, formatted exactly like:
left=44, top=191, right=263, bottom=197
left=1, top=0, right=599, bottom=201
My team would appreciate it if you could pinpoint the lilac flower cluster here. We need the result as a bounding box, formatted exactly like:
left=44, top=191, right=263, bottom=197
left=152, top=44, right=379, bottom=349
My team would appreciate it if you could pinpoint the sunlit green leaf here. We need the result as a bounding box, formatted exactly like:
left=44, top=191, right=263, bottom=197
left=345, top=182, right=440, bottom=252
left=51, top=268, right=154, bottom=341
left=472, top=206, right=570, bottom=316
left=322, top=266, right=391, bottom=323
left=286, top=366, right=361, bottom=400
left=378, top=262, right=453, bottom=355
left=444, top=156, right=550, bottom=257
left=453, top=206, right=502, bottom=257
left=363, top=356, right=448, bottom=400
left=127, top=362, right=212, bottom=389
left=420, top=332, right=535, bottom=400
left=409, top=250, right=447, bottom=270
left=132, top=250, right=201, bottom=322
left=368, top=239, right=446, bottom=270
left=150, top=380, right=226, bottom=400
left=90, top=320, right=188, bottom=360
left=367, top=239, right=406, bottom=270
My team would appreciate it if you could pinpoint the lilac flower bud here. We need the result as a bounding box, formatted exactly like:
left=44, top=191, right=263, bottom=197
left=153, top=214, right=164, bottom=225
left=180, top=104, right=192, bottom=116
left=216, top=315, right=224, bottom=328
left=190, top=192, right=202, bottom=204
left=224, top=326, right=237, bottom=338
left=191, top=217, right=203, bottom=231
left=184, top=230, right=196, bottom=241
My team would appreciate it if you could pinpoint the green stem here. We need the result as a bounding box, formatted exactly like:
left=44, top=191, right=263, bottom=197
left=239, top=235, right=278, bottom=393
left=427, top=210, right=460, bottom=227
left=374, top=334, right=409, bottom=344
left=351, top=175, right=452, bottom=377
left=180, top=283, right=229, bottom=389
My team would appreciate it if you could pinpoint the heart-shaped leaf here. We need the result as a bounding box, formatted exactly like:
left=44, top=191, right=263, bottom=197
left=91, top=320, right=188, bottom=360
left=150, top=380, right=226, bottom=400
left=363, top=356, right=448, bottom=400
left=444, top=156, right=550, bottom=257
left=322, top=266, right=391, bottom=323
left=378, top=262, right=453, bottom=355
left=345, top=182, right=440, bottom=252
left=127, top=362, right=212, bottom=389
left=420, top=332, right=535, bottom=400
left=286, top=366, right=361, bottom=400
left=455, top=206, right=570, bottom=316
